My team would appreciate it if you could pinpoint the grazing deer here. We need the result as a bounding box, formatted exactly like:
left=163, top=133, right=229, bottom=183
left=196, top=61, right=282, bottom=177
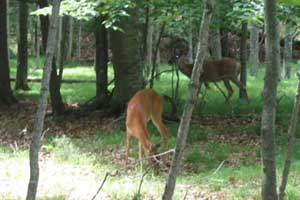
left=125, top=88, right=168, bottom=169
left=174, top=55, right=248, bottom=102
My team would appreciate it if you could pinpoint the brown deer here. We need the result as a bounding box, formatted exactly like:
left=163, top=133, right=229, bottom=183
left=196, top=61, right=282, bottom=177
left=125, top=88, right=168, bottom=169
left=175, top=55, right=248, bottom=102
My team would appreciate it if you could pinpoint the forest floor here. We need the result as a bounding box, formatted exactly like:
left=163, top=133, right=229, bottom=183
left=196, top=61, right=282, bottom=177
left=1, top=99, right=299, bottom=200
left=1, top=60, right=300, bottom=199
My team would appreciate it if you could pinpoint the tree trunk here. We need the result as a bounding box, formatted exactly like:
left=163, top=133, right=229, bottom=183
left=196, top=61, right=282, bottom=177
left=162, top=0, right=212, bottom=199
left=35, top=8, right=41, bottom=68
left=58, top=15, right=71, bottom=85
left=110, top=3, right=144, bottom=113
left=67, top=17, right=73, bottom=60
left=16, top=0, right=30, bottom=90
left=278, top=70, right=300, bottom=200
left=95, top=16, right=109, bottom=103
left=239, top=21, right=248, bottom=100
left=56, top=16, right=62, bottom=68
left=6, top=0, right=10, bottom=59
left=210, top=1, right=222, bottom=60
left=188, top=18, right=194, bottom=63
left=282, top=19, right=292, bottom=79
left=26, top=1, right=60, bottom=200
left=76, top=20, right=82, bottom=60
left=38, top=0, right=65, bottom=115
left=221, top=29, right=229, bottom=57
left=249, top=21, right=260, bottom=76
left=0, top=0, right=16, bottom=105
left=146, top=11, right=153, bottom=79
left=261, top=0, right=280, bottom=199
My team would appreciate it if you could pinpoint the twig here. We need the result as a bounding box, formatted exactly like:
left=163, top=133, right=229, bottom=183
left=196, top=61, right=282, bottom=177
left=40, top=128, right=49, bottom=141
left=136, top=163, right=156, bottom=197
left=131, top=148, right=175, bottom=167
left=91, top=170, right=118, bottom=200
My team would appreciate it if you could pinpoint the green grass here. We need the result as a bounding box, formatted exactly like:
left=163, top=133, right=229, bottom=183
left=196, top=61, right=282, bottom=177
left=2, top=58, right=300, bottom=199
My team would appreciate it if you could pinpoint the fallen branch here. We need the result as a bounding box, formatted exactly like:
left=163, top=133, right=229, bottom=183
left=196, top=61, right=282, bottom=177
left=91, top=170, right=119, bottom=200
left=135, top=163, right=157, bottom=198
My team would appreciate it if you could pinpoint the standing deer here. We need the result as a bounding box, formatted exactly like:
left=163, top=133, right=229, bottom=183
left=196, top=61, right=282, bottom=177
left=125, top=88, right=168, bottom=169
left=174, top=55, right=248, bottom=102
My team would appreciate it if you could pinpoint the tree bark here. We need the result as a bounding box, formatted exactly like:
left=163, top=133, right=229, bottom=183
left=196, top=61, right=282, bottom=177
left=239, top=21, right=248, bottom=100
left=38, top=0, right=65, bottom=115
left=278, top=70, right=300, bottom=200
left=282, top=19, right=292, bottom=79
left=188, top=18, right=194, bottom=63
left=76, top=20, right=82, bottom=60
left=95, top=16, right=109, bottom=103
left=67, top=17, right=73, bottom=60
left=110, top=3, right=144, bottom=113
left=146, top=10, right=153, bottom=79
left=261, top=0, right=280, bottom=199
left=249, top=21, right=260, bottom=76
left=26, top=1, right=60, bottom=200
left=0, top=0, right=16, bottom=105
left=210, top=0, right=222, bottom=60
left=35, top=8, right=41, bottom=68
left=162, top=0, right=212, bottom=199
left=16, top=0, right=30, bottom=90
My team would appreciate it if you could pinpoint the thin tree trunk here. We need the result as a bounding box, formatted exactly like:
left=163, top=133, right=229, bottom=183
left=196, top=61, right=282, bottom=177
left=282, top=19, right=292, bottom=79
left=16, top=0, right=30, bottom=90
left=239, top=21, right=248, bottom=100
left=162, top=0, right=212, bottom=199
left=261, top=0, right=280, bottom=199
left=278, top=70, right=300, bottom=200
left=76, top=20, right=82, bottom=60
left=35, top=8, right=41, bottom=68
left=155, top=44, right=161, bottom=81
left=38, top=0, right=65, bottom=115
left=188, top=17, right=194, bottom=63
left=67, top=17, right=73, bottom=60
left=249, top=21, right=260, bottom=76
left=149, top=23, right=165, bottom=88
left=56, top=16, right=62, bottom=68
left=146, top=10, right=153, bottom=79
left=58, top=15, right=71, bottom=85
left=0, top=0, right=16, bottom=105
left=210, top=0, right=221, bottom=60
left=221, top=29, right=229, bottom=57
left=95, top=16, right=108, bottom=102
left=26, top=1, right=60, bottom=200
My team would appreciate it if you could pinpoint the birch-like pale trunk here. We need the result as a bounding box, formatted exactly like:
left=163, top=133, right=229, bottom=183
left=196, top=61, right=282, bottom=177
left=278, top=70, right=300, bottom=200
left=261, top=0, right=280, bottom=199
left=282, top=19, right=293, bottom=79
left=162, top=0, right=212, bottom=199
left=249, top=21, right=260, bottom=76
left=26, top=1, right=60, bottom=199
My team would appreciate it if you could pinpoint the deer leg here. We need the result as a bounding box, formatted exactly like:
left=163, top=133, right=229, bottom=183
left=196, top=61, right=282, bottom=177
left=223, top=79, right=233, bottom=102
left=125, top=134, right=131, bottom=169
left=152, top=114, right=168, bottom=163
left=231, top=78, right=249, bottom=100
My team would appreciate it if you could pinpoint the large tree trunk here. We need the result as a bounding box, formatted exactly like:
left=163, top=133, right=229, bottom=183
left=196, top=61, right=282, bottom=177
left=261, top=0, right=280, bottom=199
left=110, top=3, right=144, bottom=113
left=26, top=1, right=60, bottom=200
left=282, top=19, right=292, bottom=79
left=16, top=0, right=30, bottom=90
left=239, top=21, right=248, bottom=100
left=162, top=0, right=212, bottom=199
left=0, top=0, right=16, bottom=105
left=95, top=16, right=109, bottom=103
left=38, top=0, right=65, bottom=115
left=6, top=0, right=10, bottom=58
left=249, top=21, right=260, bottom=76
